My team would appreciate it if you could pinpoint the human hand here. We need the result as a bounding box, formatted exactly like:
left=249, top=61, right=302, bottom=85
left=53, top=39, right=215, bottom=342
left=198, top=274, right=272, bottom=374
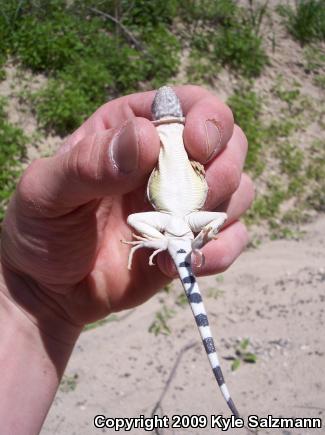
left=1, top=85, right=254, bottom=338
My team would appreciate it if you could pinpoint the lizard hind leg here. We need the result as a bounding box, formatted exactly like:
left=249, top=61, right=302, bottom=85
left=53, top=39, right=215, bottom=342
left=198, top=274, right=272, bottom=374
left=123, top=238, right=168, bottom=270
left=187, top=211, right=227, bottom=250
left=123, top=211, right=170, bottom=269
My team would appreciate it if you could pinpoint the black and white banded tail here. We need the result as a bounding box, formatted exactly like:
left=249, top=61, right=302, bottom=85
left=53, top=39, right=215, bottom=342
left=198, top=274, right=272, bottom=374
left=168, top=238, right=239, bottom=418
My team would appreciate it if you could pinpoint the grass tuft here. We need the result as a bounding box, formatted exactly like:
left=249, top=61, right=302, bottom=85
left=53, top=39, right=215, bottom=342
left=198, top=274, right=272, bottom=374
left=228, top=88, right=266, bottom=175
left=277, top=0, right=325, bottom=45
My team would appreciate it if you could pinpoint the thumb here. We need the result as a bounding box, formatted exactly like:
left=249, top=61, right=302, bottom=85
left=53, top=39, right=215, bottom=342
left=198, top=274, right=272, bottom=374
left=17, top=118, right=160, bottom=217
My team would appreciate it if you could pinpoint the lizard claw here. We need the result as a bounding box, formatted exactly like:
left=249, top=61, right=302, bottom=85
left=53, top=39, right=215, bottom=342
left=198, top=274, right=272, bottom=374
left=121, top=239, right=140, bottom=245
left=192, top=249, right=205, bottom=268
left=148, top=248, right=166, bottom=266
left=132, top=233, right=150, bottom=241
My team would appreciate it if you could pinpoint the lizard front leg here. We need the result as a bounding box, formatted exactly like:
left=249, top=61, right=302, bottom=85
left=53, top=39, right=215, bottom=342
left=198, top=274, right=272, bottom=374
left=123, top=212, right=170, bottom=269
left=187, top=211, right=227, bottom=250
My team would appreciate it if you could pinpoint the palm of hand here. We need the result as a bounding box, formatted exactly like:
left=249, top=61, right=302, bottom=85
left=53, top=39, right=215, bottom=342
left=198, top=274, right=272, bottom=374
left=3, top=187, right=169, bottom=326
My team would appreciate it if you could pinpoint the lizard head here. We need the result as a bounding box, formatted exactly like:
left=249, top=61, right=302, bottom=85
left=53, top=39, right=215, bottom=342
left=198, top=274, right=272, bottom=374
left=151, top=86, right=183, bottom=121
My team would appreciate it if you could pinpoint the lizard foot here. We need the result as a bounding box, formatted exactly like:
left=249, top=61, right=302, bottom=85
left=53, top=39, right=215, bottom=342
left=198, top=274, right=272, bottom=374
left=122, top=238, right=168, bottom=270
left=192, top=226, right=213, bottom=250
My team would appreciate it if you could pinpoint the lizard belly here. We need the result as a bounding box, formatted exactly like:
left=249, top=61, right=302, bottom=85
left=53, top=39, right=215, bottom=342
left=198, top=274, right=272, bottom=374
left=148, top=156, right=208, bottom=215
left=147, top=121, right=208, bottom=216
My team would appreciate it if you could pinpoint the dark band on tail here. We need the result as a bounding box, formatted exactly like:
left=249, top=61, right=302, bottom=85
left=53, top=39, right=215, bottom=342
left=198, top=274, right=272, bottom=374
left=179, top=261, right=190, bottom=267
left=203, top=337, right=216, bottom=354
left=182, top=275, right=195, bottom=284
left=188, top=293, right=202, bottom=303
left=227, top=398, right=239, bottom=418
left=195, top=313, right=209, bottom=326
left=213, top=366, right=225, bottom=386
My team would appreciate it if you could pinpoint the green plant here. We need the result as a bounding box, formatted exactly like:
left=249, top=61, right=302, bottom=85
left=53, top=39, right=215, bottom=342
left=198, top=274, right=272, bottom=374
left=213, top=23, right=268, bottom=77
left=83, top=314, right=118, bottom=331
left=33, top=79, right=96, bottom=135
left=179, top=0, right=237, bottom=24
left=277, top=0, right=325, bottom=44
left=282, top=207, right=309, bottom=225
left=0, top=97, right=28, bottom=224
left=314, top=75, right=325, bottom=89
left=187, top=50, right=218, bottom=84
left=11, top=13, right=86, bottom=72
left=117, top=0, right=178, bottom=28
left=207, top=288, right=224, bottom=299
left=186, top=0, right=268, bottom=80
left=275, top=87, right=300, bottom=108
left=306, top=140, right=325, bottom=181
left=148, top=305, right=175, bottom=336
left=269, top=220, right=304, bottom=240
left=3, top=0, right=182, bottom=134
left=0, top=62, right=5, bottom=81
left=276, top=142, right=304, bottom=176
left=271, top=75, right=308, bottom=112
left=142, top=25, right=180, bottom=88
left=176, top=291, right=188, bottom=307
left=305, top=140, right=325, bottom=211
left=304, top=45, right=325, bottom=71
left=268, top=118, right=297, bottom=139
left=206, top=275, right=224, bottom=299
left=59, top=373, right=79, bottom=392
left=245, top=0, right=270, bottom=36
left=229, top=338, right=257, bottom=371
left=245, top=178, right=286, bottom=224
left=228, top=88, right=266, bottom=175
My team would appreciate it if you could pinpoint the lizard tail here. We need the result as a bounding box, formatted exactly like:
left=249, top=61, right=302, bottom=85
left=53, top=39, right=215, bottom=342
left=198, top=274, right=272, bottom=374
left=168, top=239, right=239, bottom=418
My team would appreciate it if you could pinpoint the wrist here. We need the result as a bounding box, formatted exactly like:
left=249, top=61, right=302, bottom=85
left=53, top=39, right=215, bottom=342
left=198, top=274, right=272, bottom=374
left=0, top=269, right=79, bottom=434
left=0, top=261, right=82, bottom=345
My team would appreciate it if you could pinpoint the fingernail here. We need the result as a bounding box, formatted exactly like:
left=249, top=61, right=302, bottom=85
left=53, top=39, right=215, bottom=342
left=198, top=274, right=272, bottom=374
left=205, top=119, right=222, bottom=162
left=111, top=121, right=139, bottom=173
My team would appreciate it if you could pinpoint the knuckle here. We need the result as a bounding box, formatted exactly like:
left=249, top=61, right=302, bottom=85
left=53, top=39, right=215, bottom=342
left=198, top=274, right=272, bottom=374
left=17, top=159, right=42, bottom=205
left=233, top=124, right=248, bottom=153
left=65, top=133, right=104, bottom=185
left=223, top=161, right=242, bottom=194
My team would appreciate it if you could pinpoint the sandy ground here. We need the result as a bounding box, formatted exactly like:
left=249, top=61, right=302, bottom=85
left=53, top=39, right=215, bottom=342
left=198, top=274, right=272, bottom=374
left=41, top=215, right=325, bottom=435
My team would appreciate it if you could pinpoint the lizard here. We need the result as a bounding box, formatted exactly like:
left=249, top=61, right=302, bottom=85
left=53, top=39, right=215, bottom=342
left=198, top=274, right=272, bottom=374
left=123, top=86, right=239, bottom=417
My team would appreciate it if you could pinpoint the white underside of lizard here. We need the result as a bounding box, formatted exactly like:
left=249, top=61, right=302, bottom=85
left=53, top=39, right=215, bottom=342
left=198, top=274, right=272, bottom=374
left=123, top=86, right=239, bottom=417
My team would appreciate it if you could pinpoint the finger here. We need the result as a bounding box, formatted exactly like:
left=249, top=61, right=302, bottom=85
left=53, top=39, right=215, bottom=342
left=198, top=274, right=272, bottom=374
left=196, top=221, right=249, bottom=275
left=158, top=221, right=249, bottom=278
left=183, top=95, right=234, bottom=163
left=219, top=173, right=255, bottom=226
left=17, top=118, right=160, bottom=217
left=204, top=125, right=248, bottom=209
left=63, top=85, right=212, bottom=149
